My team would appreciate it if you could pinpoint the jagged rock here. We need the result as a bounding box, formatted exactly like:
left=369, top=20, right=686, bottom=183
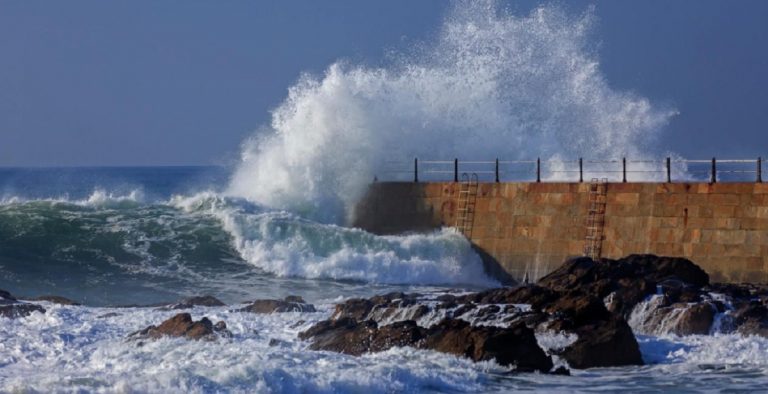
left=734, top=302, right=768, bottom=337
left=537, top=254, right=709, bottom=318
left=28, top=295, right=81, bottom=306
left=238, top=297, right=316, bottom=313
left=423, top=319, right=553, bottom=373
left=0, top=289, right=18, bottom=303
left=332, top=292, right=424, bottom=321
left=129, top=313, right=230, bottom=341
left=674, top=302, right=715, bottom=335
left=0, top=289, right=46, bottom=319
left=457, top=285, right=557, bottom=309
left=544, top=290, right=609, bottom=327
left=161, top=295, right=226, bottom=310
left=300, top=318, right=423, bottom=356
left=0, top=303, right=46, bottom=319
left=561, top=315, right=643, bottom=369
left=300, top=317, right=553, bottom=373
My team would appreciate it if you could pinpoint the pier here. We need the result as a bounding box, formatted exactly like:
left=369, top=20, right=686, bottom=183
left=353, top=157, right=768, bottom=283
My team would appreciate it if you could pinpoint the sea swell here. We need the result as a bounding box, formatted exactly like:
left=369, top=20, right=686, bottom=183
left=0, top=190, right=496, bottom=305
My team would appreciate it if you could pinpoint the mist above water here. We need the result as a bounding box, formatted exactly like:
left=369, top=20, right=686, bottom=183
left=228, top=1, right=676, bottom=224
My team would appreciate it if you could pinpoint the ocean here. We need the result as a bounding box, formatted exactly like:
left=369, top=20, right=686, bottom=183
left=1, top=167, right=767, bottom=393
left=3, top=2, right=767, bottom=392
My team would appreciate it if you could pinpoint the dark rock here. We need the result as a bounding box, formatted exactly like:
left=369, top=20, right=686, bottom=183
left=161, top=295, right=226, bottom=310
left=551, top=366, right=571, bottom=376
left=238, top=299, right=316, bottom=314
left=129, top=313, right=230, bottom=341
left=332, top=298, right=374, bottom=320
left=28, top=295, right=81, bottom=306
left=98, top=312, right=121, bottom=319
left=561, top=315, right=643, bottom=369
left=734, top=302, right=768, bottom=337
left=300, top=318, right=423, bottom=356
left=458, top=285, right=557, bottom=309
left=544, top=291, right=609, bottom=326
left=0, top=303, right=46, bottom=319
left=675, top=303, right=715, bottom=335
left=423, top=319, right=553, bottom=373
left=213, top=321, right=228, bottom=332
left=452, top=303, right=476, bottom=317
left=283, top=295, right=306, bottom=303
left=300, top=317, right=553, bottom=373
left=0, top=289, right=17, bottom=302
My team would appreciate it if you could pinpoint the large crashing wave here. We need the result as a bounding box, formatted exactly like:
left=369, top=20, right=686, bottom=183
left=227, top=1, right=676, bottom=223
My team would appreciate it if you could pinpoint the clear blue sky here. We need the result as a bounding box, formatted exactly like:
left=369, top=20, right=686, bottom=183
left=1, top=0, right=767, bottom=166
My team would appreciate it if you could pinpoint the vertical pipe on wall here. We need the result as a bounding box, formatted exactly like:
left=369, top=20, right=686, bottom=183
left=414, top=157, right=418, bottom=183
left=536, top=157, right=541, bottom=183
left=454, top=158, right=458, bottom=182
left=579, top=158, right=583, bottom=183
left=710, top=157, right=716, bottom=184
left=666, top=157, right=671, bottom=183
left=622, top=157, right=627, bottom=183
left=495, top=158, right=500, bottom=183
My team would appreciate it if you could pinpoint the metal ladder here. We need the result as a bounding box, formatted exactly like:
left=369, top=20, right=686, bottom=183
left=455, top=173, right=479, bottom=237
left=584, top=178, right=608, bottom=260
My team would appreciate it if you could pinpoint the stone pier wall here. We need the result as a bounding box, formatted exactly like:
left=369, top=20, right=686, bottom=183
left=351, top=182, right=768, bottom=283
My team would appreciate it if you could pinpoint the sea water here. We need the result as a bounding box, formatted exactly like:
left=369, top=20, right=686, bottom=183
left=2, top=1, right=766, bottom=391
left=2, top=168, right=767, bottom=393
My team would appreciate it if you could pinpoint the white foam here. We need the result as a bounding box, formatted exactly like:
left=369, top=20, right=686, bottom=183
left=0, top=303, right=503, bottom=393
left=226, top=1, right=677, bottom=223
left=172, top=193, right=498, bottom=287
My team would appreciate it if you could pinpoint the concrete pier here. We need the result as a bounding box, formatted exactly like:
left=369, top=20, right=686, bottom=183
left=352, top=182, right=768, bottom=283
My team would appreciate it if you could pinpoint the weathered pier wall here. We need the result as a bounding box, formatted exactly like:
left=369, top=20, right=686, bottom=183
left=352, top=182, right=768, bottom=283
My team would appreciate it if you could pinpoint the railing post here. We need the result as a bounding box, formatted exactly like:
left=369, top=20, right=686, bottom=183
left=536, top=157, right=541, bottom=183
left=758, top=157, right=763, bottom=183
left=710, top=157, right=716, bottom=184
left=666, top=157, right=671, bottom=183
left=414, top=157, right=418, bottom=183
left=454, top=158, right=458, bottom=182
left=579, top=158, right=583, bottom=183
left=495, top=158, right=499, bottom=183
left=622, top=157, right=627, bottom=183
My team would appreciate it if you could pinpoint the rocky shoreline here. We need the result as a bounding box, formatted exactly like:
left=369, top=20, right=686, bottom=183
left=3, top=254, right=768, bottom=375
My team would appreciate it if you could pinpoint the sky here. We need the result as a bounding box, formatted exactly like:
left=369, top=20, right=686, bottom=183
left=0, top=0, right=767, bottom=167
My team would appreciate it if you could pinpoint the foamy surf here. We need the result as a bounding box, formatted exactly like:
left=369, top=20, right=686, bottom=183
left=173, top=192, right=498, bottom=287
left=227, top=1, right=677, bottom=223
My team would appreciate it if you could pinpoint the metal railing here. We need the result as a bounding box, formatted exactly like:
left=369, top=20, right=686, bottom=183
left=377, top=157, right=764, bottom=183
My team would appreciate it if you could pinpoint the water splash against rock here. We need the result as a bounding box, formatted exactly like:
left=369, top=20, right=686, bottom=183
left=228, top=1, right=676, bottom=223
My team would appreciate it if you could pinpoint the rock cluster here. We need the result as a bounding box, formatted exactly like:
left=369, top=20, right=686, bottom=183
left=0, top=289, right=46, bottom=319
left=236, top=296, right=316, bottom=314
left=300, top=317, right=553, bottom=373
left=129, top=313, right=231, bottom=341
left=301, top=254, right=748, bottom=371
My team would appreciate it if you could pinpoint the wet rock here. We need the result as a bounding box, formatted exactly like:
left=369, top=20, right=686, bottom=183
left=544, top=291, right=609, bottom=327
left=129, top=313, right=230, bottom=341
left=0, top=289, right=17, bottom=302
left=238, top=297, right=316, bottom=313
left=28, top=295, right=81, bottom=306
left=674, top=303, right=715, bottom=335
left=561, top=315, right=643, bottom=369
left=734, top=302, right=768, bottom=337
left=162, top=295, right=226, bottom=310
left=98, top=312, right=121, bottom=319
left=300, top=318, right=423, bottom=356
left=300, top=317, right=553, bottom=373
left=0, top=289, right=46, bottom=319
left=332, top=298, right=375, bottom=320
left=0, top=303, right=46, bottom=319
left=423, top=319, right=553, bottom=373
